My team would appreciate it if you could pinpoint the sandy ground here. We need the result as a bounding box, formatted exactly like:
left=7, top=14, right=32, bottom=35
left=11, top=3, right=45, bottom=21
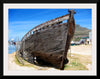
left=70, top=44, right=92, bottom=55
left=8, top=52, right=36, bottom=71
left=8, top=44, right=92, bottom=71
left=69, top=44, right=92, bottom=70
left=8, top=52, right=58, bottom=71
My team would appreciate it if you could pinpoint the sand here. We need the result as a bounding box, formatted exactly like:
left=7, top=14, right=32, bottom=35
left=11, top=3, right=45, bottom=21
left=69, top=44, right=92, bottom=70
left=69, top=44, right=92, bottom=55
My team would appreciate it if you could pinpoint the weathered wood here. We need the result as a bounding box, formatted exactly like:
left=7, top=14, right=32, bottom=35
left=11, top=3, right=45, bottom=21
left=19, top=9, right=76, bottom=70
left=60, top=10, right=76, bottom=70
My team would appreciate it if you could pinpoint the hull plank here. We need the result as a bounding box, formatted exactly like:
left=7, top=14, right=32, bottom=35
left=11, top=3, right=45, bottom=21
left=22, top=23, right=68, bottom=54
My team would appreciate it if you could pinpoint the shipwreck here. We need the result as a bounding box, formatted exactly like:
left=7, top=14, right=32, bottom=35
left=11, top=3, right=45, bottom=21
left=17, top=9, right=76, bottom=70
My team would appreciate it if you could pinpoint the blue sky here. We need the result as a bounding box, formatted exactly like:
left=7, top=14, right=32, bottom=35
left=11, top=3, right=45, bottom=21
left=8, top=9, right=92, bottom=41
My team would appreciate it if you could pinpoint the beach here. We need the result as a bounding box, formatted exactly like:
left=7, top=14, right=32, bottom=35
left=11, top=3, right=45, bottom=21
left=70, top=44, right=92, bottom=55
left=8, top=44, right=92, bottom=71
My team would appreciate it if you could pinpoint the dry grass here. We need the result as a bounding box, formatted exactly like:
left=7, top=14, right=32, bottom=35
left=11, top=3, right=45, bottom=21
left=15, top=55, right=36, bottom=68
left=64, top=53, right=92, bottom=70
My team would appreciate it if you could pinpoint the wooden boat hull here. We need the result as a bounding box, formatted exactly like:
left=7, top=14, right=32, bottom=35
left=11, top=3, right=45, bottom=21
left=18, top=9, right=76, bottom=70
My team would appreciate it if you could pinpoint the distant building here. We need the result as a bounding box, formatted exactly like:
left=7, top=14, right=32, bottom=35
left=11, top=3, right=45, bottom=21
left=80, top=37, right=89, bottom=45
left=72, top=31, right=92, bottom=45
left=89, top=31, right=92, bottom=44
left=80, top=31, right=92, bottom=45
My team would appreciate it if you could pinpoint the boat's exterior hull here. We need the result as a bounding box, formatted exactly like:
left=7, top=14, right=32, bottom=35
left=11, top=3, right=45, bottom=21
left=18, top=9, right=76, bottom=70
